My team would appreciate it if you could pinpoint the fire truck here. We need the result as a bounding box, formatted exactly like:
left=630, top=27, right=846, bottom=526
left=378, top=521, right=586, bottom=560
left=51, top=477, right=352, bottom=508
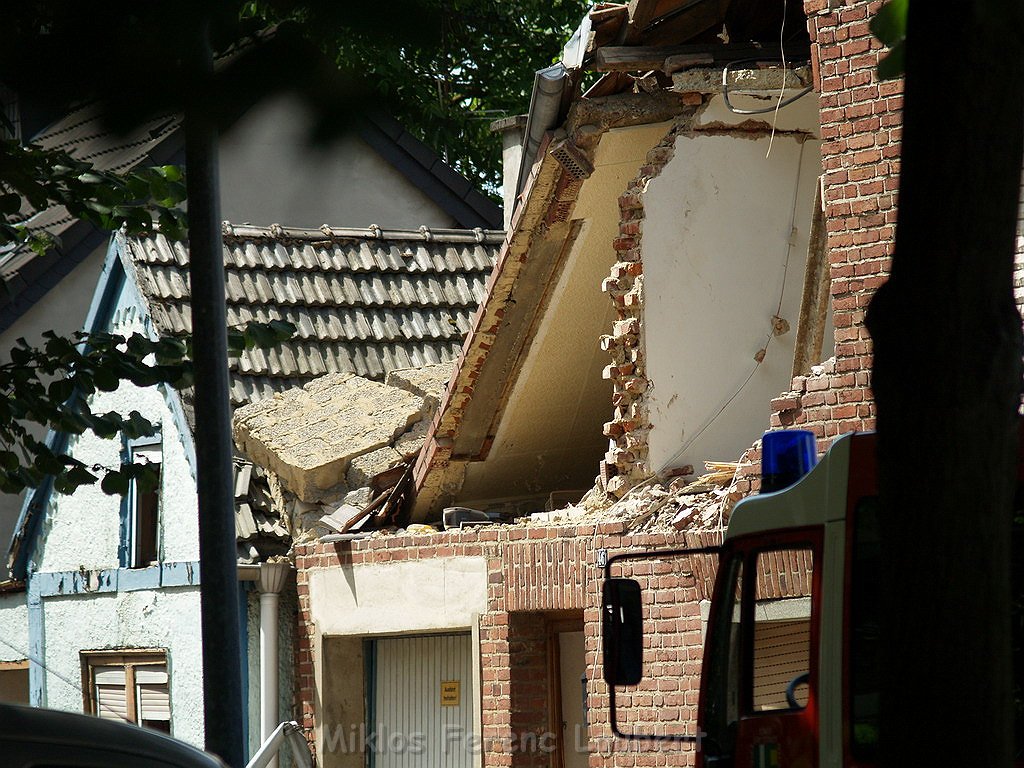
left=602, top=429, right=1023, bottom=767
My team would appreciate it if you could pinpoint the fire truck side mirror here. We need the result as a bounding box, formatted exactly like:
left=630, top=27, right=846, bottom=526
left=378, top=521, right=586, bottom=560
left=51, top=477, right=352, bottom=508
left=602, top=578, right=644, bottom=686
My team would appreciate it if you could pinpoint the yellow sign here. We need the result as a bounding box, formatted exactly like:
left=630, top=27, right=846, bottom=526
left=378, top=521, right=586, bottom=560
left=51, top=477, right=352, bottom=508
left=440, top=680, right=460, bottom=706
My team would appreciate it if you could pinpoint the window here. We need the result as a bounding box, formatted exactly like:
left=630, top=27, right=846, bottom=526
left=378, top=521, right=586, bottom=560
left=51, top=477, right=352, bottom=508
left=82, top=651, right=171, bottom=733
left=121, top=436, right=162, bottom=569
left=750, top=547, right=814, bottom=712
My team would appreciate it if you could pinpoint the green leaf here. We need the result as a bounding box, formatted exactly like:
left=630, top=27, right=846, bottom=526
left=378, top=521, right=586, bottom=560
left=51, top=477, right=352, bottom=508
left=870, top=0, right=908, bottom=47
left=47, top=378, right=75, bottom=403
left=33, top=449, right=64, bottom=475
left=92, top=366, right=120, bottom=392
left=123, top=410, right=158, bottom=439
left=123, top=462, right=160, bottom=494
left=101, top=470, right=130, bottom=496
left=876, top=41, right=905, bottom=80
left=60, top=465, right=99, bottom=492
left=0, top=451, right=19, bottom=471
left=0, top=193, right=22, bottom=214
left=159, top=165, right=183, bottom=182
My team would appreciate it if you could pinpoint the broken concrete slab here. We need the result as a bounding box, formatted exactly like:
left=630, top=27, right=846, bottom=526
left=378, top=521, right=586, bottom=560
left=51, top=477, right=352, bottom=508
left=347, top=445, right=403, bottom=489
left=384, top=362, right=453, bottom=412
left=233, top=372, right=427, bottom=502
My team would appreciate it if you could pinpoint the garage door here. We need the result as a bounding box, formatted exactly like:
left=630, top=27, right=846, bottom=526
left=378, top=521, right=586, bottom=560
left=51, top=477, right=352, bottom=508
left=371, top=633, right=474, bottom=768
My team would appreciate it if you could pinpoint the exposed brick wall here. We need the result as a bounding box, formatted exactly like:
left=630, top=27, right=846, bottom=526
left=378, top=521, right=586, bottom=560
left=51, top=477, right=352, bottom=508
left=600, top=123, right=688, bottom=496
left=736, top=0, right=900, bottom=468
left=507, top=613, right=552, bottom=768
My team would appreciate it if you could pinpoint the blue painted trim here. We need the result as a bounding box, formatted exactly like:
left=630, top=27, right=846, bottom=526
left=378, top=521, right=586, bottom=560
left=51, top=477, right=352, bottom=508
left=26, top=576, right=45, bottom=706
left=239, top=582, right=250, bottom=755
left=159, top=383, right=197, bottom=481
left=31, top=562, right=200, bottom=598
left=118, top=433, right=132, bottom=568
left=9, top=238, right=127, bottom=581
left=160, top=560, right=201, bottom=588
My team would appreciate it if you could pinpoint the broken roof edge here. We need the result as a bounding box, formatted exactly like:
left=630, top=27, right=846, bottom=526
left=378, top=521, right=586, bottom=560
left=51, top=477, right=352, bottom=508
left=410, top=96, right=697, bottom=520
left=219, top=221, right=506, bottom=246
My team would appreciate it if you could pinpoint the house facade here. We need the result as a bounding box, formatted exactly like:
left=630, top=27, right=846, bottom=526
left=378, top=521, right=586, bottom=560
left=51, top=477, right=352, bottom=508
left=0, top=223, right=502, bottom=755
left=289, top=1, right=1023, bottom=768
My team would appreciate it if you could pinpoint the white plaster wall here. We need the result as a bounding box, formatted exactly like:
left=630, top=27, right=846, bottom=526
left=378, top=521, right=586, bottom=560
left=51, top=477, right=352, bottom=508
left=40, top=587, right=204, bottom=747
left=34, top=294, right=198, bottom=573
left=219, top=96, right=457, bottom=230
left=643, top=131, right=822, bottom=473
left=0, top=592, right=29, bottom=663
left=308, top=557, right=487, bottom=637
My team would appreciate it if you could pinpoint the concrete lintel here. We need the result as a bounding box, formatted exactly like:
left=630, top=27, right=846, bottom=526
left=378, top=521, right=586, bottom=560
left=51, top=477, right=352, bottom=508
left=672, top=65, right=812, bottom=95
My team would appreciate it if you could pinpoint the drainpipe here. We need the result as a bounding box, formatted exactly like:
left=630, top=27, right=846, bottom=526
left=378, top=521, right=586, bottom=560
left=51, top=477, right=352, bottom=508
left=257, top=560, right=290, bottom=768
left=513, top=63, right=569, bottom=212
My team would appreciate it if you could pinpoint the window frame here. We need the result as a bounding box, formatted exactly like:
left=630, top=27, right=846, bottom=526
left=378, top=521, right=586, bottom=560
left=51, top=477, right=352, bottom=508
left=80, top=649, right=171, bottom=733
left=120, top=432, right=163, bottom=569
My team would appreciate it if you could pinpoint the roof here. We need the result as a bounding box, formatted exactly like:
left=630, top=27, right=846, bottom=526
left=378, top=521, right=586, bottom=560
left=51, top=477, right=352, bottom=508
left=0, top=102, right=183, bottom=333
left=119, top=223, right=503, bottom=418
left=8, top=223, right=501, bottom=577
left=0, top=104, right=501, bottom=336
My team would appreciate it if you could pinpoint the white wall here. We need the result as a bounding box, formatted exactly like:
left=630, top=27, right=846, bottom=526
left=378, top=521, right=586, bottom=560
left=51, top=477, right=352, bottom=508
left=0, top=591, right=29, bottom=663
left=0, top=244, right=109, bottom=577
left=28, top=277, right=205, bottom=746
left=40, top=587, right=205, bottom=747
left=34, top=295, right=198, bottom=573
left=308, top=557, right=487, bottom=637
left=219, top=96, right=458, bottom=230
left=643, top=128, right=821, bottom=474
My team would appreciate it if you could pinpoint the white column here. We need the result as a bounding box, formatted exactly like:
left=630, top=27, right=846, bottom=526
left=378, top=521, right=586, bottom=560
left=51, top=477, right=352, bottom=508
left=258, top=560, right=291, bottom=768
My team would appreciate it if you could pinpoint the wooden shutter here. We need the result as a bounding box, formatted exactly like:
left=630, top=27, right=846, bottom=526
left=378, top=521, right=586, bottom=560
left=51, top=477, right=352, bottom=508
left=94, top=666, right=130, bottom=722
left=135, top=665, right=171, bottom=722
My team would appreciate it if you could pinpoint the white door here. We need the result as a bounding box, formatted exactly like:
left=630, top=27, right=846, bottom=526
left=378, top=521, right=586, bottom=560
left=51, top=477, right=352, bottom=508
left=372, top=633, right=474, bottom=768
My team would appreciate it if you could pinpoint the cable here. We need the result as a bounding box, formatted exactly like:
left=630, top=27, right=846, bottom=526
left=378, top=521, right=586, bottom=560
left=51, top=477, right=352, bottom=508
left=766, top=0, right=790, bottom=158
left=721, top=59, right=813, bottom=116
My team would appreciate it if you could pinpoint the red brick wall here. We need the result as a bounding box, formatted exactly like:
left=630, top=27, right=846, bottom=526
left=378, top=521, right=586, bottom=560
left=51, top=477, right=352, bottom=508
left=295, top=525, right=722, bottom=768
left=754, top=0, right=899, bottom=453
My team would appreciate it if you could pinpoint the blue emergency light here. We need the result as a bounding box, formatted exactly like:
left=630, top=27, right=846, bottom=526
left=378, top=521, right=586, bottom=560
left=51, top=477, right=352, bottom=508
left=760, top=429, right=817, bottom=493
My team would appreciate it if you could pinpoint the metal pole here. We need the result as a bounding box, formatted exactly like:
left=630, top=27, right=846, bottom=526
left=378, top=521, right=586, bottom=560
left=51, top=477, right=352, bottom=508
left=185, top=19, right=245, bottom=768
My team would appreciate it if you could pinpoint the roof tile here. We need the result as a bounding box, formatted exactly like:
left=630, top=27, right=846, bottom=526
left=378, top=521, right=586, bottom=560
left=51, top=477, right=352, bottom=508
left=121, top=225, right=500, bottom=413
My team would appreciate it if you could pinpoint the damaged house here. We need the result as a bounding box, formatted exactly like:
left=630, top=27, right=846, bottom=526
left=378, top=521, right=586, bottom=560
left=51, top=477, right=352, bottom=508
left=278, top=1, right=1023, bottom=767
left=0, top=215, right=502, bottom=752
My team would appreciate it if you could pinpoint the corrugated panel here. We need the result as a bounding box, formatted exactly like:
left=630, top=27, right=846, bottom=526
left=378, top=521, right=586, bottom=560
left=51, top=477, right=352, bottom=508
left=752, top=619, right=810, bottom=711
left=373, top=634, right=474, bottom=768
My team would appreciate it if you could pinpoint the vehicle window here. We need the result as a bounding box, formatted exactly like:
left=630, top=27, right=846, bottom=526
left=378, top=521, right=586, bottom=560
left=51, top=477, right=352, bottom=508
left=702, top=555, right=743, bottom=758
left=750, top=547, right=814, bottom=711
